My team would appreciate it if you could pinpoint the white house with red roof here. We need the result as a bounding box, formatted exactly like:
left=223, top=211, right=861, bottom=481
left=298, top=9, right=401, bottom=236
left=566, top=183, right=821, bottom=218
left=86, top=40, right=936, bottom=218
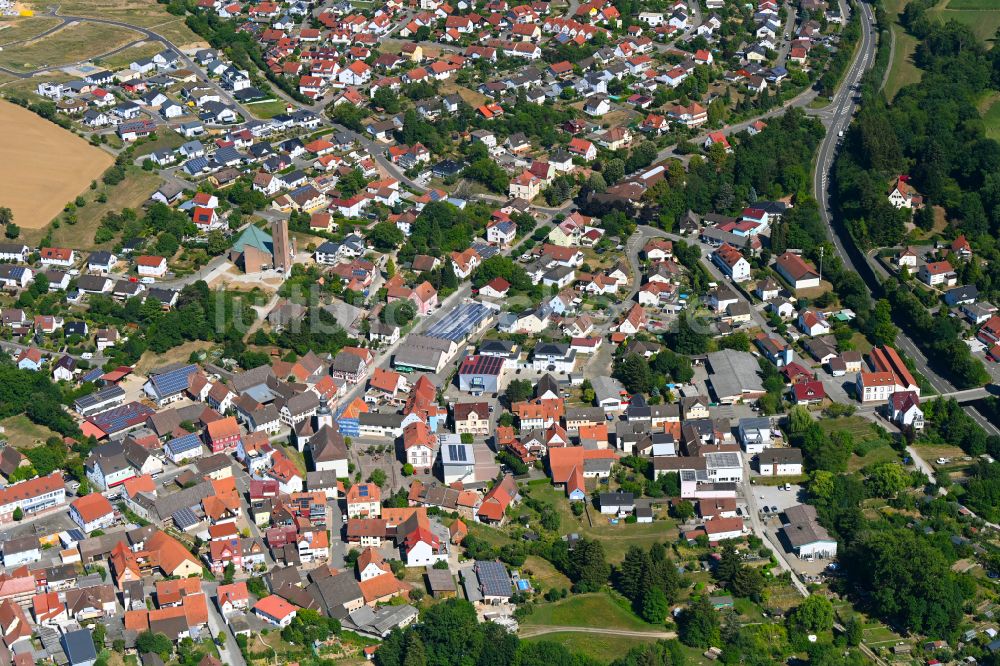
left=711, top=244, right=751, bottom=283
left=136, top=255, right=168, bottom=278
left=253, top=595, right=298, bottom=627
left=480, top=277, right=511, bottom=299
left=39, top=247, right=75, bottom=268
left=704, top=131, right=731, bottom=152
left=888, top=391, right=923, bottom=430
left=917, top=261, right=957, bottom=288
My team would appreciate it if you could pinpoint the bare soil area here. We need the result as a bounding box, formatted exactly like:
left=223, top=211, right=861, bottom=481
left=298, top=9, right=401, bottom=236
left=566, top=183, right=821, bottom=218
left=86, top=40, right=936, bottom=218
left=0, top=99, right=113, bottom=229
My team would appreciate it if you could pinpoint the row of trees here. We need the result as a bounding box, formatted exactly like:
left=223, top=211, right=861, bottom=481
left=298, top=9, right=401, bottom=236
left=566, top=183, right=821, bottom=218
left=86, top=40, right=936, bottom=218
left=616, top=543, right=681, bottom=623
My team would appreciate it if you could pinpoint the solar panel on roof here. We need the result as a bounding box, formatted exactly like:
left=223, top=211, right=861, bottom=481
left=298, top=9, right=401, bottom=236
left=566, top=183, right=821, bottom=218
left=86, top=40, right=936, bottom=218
left=81, top=368, right=104, bottom=383
left=475, top=561, right=511, bottom=597
left=359, top=486, right=369, bottom=497
left=151, top=364, right=198, bottom=397
left=448, top=444, right=468, bottom=462
left=66, top=528, right=86, bottom=542
left=166, top=433, right=202, bottom=454
left=172, top=506, right=199, bottom=530
left=425, top=303, right=493, bottom=342
left=88, top=402, right=155, bottom=434
left=74, top=385, right=125, bottom=411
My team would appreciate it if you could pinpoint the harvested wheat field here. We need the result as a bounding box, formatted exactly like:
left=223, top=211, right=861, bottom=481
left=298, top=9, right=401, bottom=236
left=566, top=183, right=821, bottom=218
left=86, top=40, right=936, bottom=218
left=0, top=99, right=113, bottom=229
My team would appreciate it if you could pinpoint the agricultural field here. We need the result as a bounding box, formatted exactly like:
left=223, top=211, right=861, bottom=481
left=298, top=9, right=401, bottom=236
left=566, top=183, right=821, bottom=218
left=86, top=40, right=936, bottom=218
left=0, top=99, right=114, bottom=231
left=0, top=21, right=141, bottom=73
left=0, top=16, right=61, bottom=45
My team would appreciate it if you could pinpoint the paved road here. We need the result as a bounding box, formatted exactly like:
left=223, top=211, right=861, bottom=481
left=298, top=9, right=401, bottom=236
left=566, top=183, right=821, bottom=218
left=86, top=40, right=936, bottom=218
left=1, top=8, right=255, bottom=123
left=775, top=2, right=799, bottom=67
left=809, top=1, right=1000, bottom=437
left=202, top=580, right=250, bottom=666
left=740, top=458, right=810, bottom=597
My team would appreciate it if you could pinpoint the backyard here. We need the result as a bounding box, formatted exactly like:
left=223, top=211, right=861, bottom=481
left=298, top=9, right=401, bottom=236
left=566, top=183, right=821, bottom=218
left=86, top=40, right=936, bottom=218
left=519, top=481, right=678, bottom=563
left=817, top=415, right=900, bottom=472
left=0, top=414, right=58, bottom=449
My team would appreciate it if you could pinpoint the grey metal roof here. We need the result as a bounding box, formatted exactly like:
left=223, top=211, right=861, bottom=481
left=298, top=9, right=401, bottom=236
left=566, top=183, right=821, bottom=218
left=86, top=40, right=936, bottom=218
left=62, top=629, right=97, bottom=666
left=705, top=350, right=764, bottom=400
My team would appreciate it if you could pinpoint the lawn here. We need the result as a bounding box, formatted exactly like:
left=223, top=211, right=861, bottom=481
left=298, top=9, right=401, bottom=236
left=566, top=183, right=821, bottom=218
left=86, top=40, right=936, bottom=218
left=521, top=592, right=657, bottom=632
left=882, top=0, right=922, bottom=100
left=0, top=16, right=61, bottom=45
left=0, top=414, right=58, bottom=449
left=133, top=131, right=187, bottom=157
left=94, top=40, right=162, bottom=71
left=983, top=96, right=1000, bottom=141
left=819, top=416, right=900, bottom=472
left=913, top=442, right=968, bottom=462
left=245, top=98, right=291, bottom=119
left=930, top=0, right=1000, bottom=43
left=23, top=166, right=162, bottom=248
left=522, top=555, right=572, bottom=591
left=848, top=442, right=899, bottom=472
left=0, top=21, right=141, bottom=73
left=522, top=632, right=660, bottom=663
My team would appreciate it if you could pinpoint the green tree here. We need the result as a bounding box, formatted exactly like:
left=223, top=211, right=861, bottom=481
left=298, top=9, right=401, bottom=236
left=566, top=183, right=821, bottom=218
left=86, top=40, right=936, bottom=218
left=369, top=220, right=405, bottom=250
left=864, top=462, right=909, bottom=498
left=614, top=353, right=653, bottom=394
left=641, top=586, right=669, bottom=624
left=135, top=632, right=172, bottom=658
left=505, top=379, right=533, bottom=404
left=567, top=537, right=610, bottom=592
left=787, top=595, right=834, bottom=635
left=370, top=469, right=387, bottom=487
left=670, top=315, right=709, bottom=355
left=845, top=615, right=863, bottom=646
left=678, top=597, right=720, bottom=648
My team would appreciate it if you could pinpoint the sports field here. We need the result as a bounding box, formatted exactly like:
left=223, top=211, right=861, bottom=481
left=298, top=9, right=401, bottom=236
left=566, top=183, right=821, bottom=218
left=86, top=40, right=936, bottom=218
left=0, top=99, right=113, bottom=230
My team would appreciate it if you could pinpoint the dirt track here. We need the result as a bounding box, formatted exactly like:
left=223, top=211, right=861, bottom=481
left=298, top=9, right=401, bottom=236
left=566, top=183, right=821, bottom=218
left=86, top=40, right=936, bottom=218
left=0, top=99, right=112, bottom=229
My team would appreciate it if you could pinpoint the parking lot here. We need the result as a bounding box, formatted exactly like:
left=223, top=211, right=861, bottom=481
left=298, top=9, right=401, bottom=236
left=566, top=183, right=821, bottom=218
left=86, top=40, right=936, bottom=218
left=751, top=481, right=804, bottom=517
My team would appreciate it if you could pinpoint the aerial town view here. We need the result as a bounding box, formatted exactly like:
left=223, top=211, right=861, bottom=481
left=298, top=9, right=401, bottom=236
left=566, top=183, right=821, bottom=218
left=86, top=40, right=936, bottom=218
left=1, top=0, right=1000, bottom=662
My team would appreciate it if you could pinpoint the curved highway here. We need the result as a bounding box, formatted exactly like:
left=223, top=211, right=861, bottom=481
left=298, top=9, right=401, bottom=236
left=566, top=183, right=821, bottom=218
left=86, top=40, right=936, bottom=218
left=810, top=1, right=999, bottom=436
